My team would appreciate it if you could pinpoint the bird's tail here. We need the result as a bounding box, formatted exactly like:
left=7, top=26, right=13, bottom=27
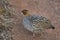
left=49, top=25, right=55, bottom=29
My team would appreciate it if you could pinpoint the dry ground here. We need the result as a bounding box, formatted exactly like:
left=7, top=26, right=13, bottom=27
left=9, top=0, right=60, bottom=40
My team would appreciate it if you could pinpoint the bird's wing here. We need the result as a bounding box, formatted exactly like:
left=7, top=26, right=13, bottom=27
left=31, top=15, right=51, bottom=29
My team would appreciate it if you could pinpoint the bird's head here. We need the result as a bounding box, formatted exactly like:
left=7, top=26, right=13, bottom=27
left=21, top=9, right=30, bottom=16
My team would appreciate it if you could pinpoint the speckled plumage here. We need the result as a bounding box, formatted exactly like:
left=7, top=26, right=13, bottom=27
left=23, top=15, right=54, bottom=34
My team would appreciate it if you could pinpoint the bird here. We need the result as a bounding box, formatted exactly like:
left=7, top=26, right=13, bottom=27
left=21, top=9, right=55, bottom=38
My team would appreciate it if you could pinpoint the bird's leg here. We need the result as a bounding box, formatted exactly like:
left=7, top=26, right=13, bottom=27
left=33, top=33, right=35, bottom=38
left=41, top=30, right=47, bottom=37
left=33, top=33, right=35, bottom=40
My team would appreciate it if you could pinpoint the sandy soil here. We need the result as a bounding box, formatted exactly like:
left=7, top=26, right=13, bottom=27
left=9, top=0, right=60, bottom=40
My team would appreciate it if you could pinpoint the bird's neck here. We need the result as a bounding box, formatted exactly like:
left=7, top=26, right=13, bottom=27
left=25, top=13, right=31, bottom=16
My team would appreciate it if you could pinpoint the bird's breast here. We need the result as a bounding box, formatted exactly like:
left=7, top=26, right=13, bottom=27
left=23, top=17, right=34, bottom=32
